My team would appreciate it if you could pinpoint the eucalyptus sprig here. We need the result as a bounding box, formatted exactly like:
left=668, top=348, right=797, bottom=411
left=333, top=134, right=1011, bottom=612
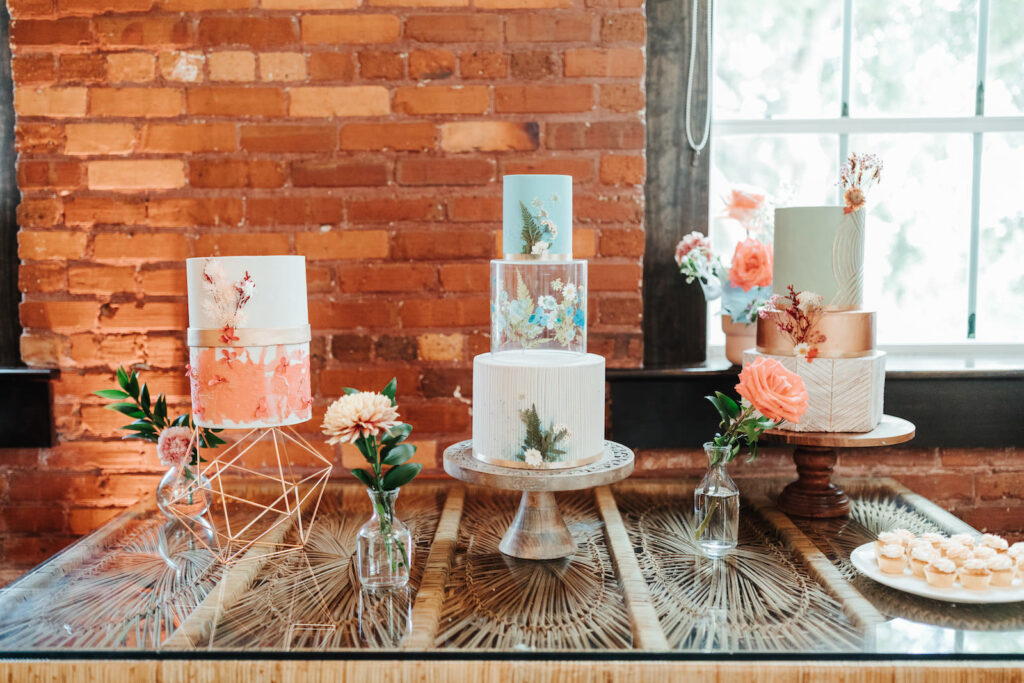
left=95, top=365, right=224, bottom=474
left=705, top=391, right=778, bottom=466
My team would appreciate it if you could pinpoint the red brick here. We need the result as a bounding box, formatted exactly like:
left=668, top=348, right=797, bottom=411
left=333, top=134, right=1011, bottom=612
left=573, top=228, right=597, bottom=258
left=290, top=86, right=389, bottom=117
left=448, top=196, right=500, bottom=222
left=501, top=157, right=595, bottom=183
left=68, top=508, right=122, bottom=536
left=977, top=473, right=1024, bottom=501
left=392, top=230, right=491, bottom=259
left=397, top=158, right=494, bottom=186
left=141, top=123, right=237, bottom=153
left=12, top=18, right=92, bottom=45
left=590, top=262, right=642, bottom=291
left=295, top=230, right=389, bottom=259
left=319, top=367, right=420, bottom=398
left=600, top=13, right=646, bottom=43
left=359, top=51, right=405, bottom=80
left=347, top=197, right=443, bottom=223
left=301, top=15, right=400, bottom=45
left=198, top=17, right=297, bottom=48
left=0, top=505, right=66, bottom=534
left=21, top=301, right=97, bottom=330
left=900, top=473, right=976, bottom=503
left=88, top=159, right=185, bottom=190
left=245, top=196, right=343, bottom=226
left=17, top=197, right=63, bottom=227
left=194, top=232, right=290, bottom=256
left=17, top=123, right=64, bottom=153
left=600, top=83, right=644, bottom=113
left=420, top=367, right=473, bottom=398
left=15, top=87, right=87, bottom=118
left=94, top=16, right=190, bottom=47
left=575, top=194, right=643, bottom=224
left=459, top=50, right=507, bottom=79
left=64, top=197, right=146, bottom=227
left=405, top=15, right=501, bottom=43
left=337, top=263, right=437, bottom=293
left=19, top=229, right=87, bottom=260
left=18, top=160, right=82, bottom=189
left=399, top=297, right=487, bottom=328
left=600, top=154, right=645, bottom=185
left=565, top=48, right=644, bottom=78
left=959, top=506, right=1024, bottom=534
left=148, top=197, right=242, bottom=228
left=140, top=268, right=185, bottom=295
left=511, top=51, right=556, bottom=80
left=291, top=160, right=388, bottom=187
left=64, top=123, right=136, bottom=156
left=495, top=84, right=592, bottom=113
left=159, top=0, right=252, bottom=8
left=309, top=299, right=399, bottom=329
left=506, top=14, right=592, bottom=43
left=547, top=121, right=644, bottom=149
left=400, top=401, right=469, bottom=434
left=90, top=88, right=183, bottom=117
left=441, top=121, right=538, bottom=153
left=409, top=49, right=455, bottom=80
left=58, top=53, right=106, bottom=83
left=98, top=301, right=188, bottom=331
left=240, top=124, right=335, bottom=152
left=13, top=55, right=56, bottom=84
left=68, top=265, right=136, bottom=294
left=189, top=159, right=285, bottom=188
left=439, top=263, right=487, bottom=292
left=308, top=52, right=357, bottom=81
left=186, top=87, right=287, bottom=116
left=339, top=122, right=436, bottom=151
left=106, top=52, right=156, bottom=83
left=394, top=85, right=489, bottom=115
left=19, top=262, right=66, bottom=293
left=59, top=0, right=153, bottom=12
left=93, top=232, right=190, bottom=261
left=599, top=228, right=644, bottom=257
left=7, top=0, right=54, bottom=17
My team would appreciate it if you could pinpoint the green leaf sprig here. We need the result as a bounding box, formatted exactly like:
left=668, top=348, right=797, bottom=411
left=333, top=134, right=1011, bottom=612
left=705, top=391, right=778, bottom=466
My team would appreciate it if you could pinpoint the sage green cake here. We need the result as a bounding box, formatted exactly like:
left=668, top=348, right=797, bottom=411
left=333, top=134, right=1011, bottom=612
left=773, top=206, right=865, bottom=309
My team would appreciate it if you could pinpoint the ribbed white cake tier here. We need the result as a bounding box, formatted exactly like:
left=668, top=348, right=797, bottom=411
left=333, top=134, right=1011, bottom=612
left=472, top=350, right=605, bottom=469
left=742, top=349, right=886, bottom=433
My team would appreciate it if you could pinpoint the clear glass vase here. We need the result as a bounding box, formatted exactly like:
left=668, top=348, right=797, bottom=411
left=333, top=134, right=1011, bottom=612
left=357, top=488, right=412, bottom=590
left=693, top=442, right=740, bottom=558
left=156, top=466, right=212, bottom=520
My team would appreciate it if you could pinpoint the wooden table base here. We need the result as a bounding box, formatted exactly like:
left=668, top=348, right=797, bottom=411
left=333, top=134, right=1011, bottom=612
left=776, top=446, right=850, bottom=519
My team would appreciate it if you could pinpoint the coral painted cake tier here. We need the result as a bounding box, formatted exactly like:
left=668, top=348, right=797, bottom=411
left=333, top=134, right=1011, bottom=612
left=186, top=255, right=312, bottom=429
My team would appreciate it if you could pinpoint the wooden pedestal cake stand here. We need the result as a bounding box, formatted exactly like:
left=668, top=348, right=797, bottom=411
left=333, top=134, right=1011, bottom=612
left=765, top=415, right=916, bottom=519
left=443, top=440, right=634, bottom=560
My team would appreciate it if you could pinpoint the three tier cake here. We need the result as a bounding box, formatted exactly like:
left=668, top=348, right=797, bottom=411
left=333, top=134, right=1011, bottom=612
left=472, top=175, right=606, bottom=469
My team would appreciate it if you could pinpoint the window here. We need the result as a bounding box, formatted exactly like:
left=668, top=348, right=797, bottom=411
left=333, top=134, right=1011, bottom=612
left=709, top=0, right=1024, bottom=346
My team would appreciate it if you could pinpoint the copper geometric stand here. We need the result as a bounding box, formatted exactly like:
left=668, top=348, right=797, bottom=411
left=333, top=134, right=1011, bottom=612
left=765, top=415, right=916, bottom=519
left=443, top=440, right=634, bottom=560
left=166, top=426, right=332, bottom=564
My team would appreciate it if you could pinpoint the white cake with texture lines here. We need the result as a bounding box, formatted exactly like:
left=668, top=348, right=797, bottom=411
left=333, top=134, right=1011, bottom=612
left=471, top=175, right=606, bottom=469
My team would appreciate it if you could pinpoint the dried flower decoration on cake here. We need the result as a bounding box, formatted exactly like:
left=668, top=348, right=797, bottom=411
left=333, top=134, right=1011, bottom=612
left=839, top=153, right=883, bottom=214
left=517, top=404, right=570, bottom=466
left=493, top=271, right=585, bottom=349
left=519, top=197, right=560, bottom=255
left=759, top=285, right=827, bottom=362
left=201, top=259, right=256, bottom=342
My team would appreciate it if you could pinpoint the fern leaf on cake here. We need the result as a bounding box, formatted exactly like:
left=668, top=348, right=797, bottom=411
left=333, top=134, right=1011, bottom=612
left=519, top=201, right=543, bottom=254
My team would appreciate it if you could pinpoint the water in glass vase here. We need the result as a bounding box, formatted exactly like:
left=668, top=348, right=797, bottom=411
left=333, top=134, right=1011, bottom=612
left=357, top=488, right=413, bottom=590
left=693, top=443, right=740, bottom=558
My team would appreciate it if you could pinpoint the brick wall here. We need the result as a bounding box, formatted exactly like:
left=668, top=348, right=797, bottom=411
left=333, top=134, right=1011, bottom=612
left=3, top=0, right=646, bottom=582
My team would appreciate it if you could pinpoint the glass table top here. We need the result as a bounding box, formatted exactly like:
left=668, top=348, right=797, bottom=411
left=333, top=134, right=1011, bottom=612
left=0, top=477, right=1020, bottom=659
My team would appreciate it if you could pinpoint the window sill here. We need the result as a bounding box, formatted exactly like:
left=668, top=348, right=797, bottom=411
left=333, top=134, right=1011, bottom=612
left=0, top=367, right=58, bottom=448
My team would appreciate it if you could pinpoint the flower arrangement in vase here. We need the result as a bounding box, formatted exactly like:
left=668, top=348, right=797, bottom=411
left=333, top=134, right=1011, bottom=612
left=95, top=366, right=225, bottom=519
left=322, top=378, right=421, bottom=590
left=675, top=188, right=775, bottom=364
left=694, top=357, right=809, bottom=558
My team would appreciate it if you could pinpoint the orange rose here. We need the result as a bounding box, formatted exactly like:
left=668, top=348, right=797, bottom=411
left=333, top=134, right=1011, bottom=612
left=735, top=357, right=809, bottom=424
left=728, top=238, right=773, bottom=292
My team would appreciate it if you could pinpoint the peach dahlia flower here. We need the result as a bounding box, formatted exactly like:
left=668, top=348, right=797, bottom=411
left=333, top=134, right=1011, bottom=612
left=322, top=391, right=401, bottom=445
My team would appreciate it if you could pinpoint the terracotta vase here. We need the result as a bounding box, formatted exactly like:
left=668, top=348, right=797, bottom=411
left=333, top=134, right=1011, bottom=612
left=721, top=315, right=755, bottom=365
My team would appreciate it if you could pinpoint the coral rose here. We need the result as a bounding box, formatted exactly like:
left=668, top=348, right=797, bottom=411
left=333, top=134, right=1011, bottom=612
left=728, top=238, right=773, bottom=292
left=735, top=357, right=809, bottom=424
left=322, top=391, right=401, bottom=445
left=721, top=188, right=766, bottom=225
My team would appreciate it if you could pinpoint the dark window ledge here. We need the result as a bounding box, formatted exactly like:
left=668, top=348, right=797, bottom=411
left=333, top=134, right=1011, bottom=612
left=0, top=367, right=58, bottom=448
left=608, top=359, right=1024, bottom=449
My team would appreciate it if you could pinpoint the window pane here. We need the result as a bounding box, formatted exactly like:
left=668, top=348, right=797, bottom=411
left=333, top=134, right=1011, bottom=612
left=987, top=0, right=1024, bottom=115
left=713, top=0, right=841, bottom=119
left=977, top=133, right=1024, bottom=342
left=849, top=134, right=973, bottom=343
left=851, top=1, right=977, bottom=116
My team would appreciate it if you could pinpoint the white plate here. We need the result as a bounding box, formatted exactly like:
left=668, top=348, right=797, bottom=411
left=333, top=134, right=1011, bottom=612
left=850, top=542, right=1024, bottom=604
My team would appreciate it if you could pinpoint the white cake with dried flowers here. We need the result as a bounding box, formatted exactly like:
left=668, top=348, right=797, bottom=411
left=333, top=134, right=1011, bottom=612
left=472, top=175, right=606, bottom=469
left=743, top=155, right=885, bottom=433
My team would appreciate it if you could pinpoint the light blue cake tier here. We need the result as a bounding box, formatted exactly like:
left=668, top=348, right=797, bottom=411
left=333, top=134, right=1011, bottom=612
left=502, top=175, right=573, bottom=259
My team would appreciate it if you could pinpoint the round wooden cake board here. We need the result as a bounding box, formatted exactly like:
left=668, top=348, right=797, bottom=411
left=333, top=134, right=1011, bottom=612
left=443, top=440, right=634, bottom=561
left=764, top=415, right=916, bottom=519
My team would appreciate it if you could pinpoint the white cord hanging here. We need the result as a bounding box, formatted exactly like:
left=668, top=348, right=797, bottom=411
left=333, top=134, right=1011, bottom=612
left=684, top=0, right=713, bottom=161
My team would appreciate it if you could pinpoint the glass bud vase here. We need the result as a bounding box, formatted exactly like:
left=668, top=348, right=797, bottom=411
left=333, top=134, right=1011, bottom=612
left=156, top=466, right=212, bottom=520
left=693, top=442, right=740, bottom=558
left=358, top=488, right=412, bottom=590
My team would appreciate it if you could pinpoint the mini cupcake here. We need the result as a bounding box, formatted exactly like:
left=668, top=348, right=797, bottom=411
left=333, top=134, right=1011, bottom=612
left=987, top=555, right=1015, bottom=588
left=960, top=559, right=992, bottom=591
left=939, top=539, right=965, bottom=557
left=909, top=545, right=934, bottom=578
left=877, top=543, right=907, bottom=574
left=972, top=546, right=997, bottom=562
left=945, top=544, right=973, bottom=568
left=876, top=531, right=903, bottom=555
left=950, top=533, right=976, bottom=549
left=1008, top=543, right=1024, bottom=573
left=980, top=533, right=1009, bottom=553
left=924, top=558, right=957, bottom=589
left=892, top=528, right=916, bottom=548
left=919, top=532, right=945, bottom=550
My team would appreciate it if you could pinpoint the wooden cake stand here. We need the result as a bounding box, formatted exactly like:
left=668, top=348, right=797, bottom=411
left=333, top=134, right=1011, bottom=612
left=765, top=415, right=916, bottom=519
left=443, top=440, right=634, bottom=560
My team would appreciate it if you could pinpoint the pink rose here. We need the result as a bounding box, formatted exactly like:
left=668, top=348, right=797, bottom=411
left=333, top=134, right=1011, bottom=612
left=157, top=426, right=194, bottom=470
left=721, top=188, right=766, bottom=225
left=674, top=231, right=712, bottom=267
left=728, top=238, right=773, bottom=292
left=735, top=356, right=809, bottom=424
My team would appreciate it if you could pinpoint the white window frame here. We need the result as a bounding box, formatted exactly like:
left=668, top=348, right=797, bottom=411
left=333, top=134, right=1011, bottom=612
left=710, top=0, right=1024, bottom=355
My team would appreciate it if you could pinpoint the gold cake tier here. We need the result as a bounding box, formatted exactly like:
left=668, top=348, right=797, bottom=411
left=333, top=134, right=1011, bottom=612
left=757, top=309, right=875, bottom=359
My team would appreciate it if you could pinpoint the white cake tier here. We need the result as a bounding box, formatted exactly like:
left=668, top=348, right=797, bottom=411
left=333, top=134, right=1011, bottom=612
left=742, top=349, right=885, bottom=433
left=186, top=255, right=308, bottom=330
left=773, top=206, right=865, bottom=309
left=472, top=350, right=604, bottom=469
